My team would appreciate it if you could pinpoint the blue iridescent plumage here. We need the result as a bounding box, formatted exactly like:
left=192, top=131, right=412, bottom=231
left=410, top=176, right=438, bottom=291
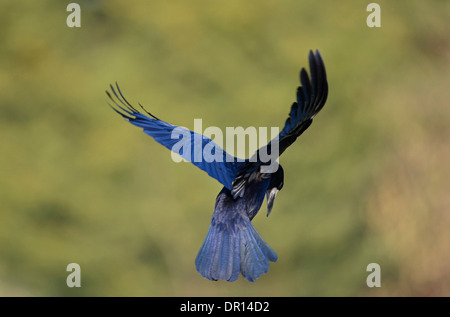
left=107, top=50, right=328, bottom=281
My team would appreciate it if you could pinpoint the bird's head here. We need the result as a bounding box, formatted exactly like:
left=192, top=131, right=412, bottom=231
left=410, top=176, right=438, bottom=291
left=266, top=165, right=284, bottom=217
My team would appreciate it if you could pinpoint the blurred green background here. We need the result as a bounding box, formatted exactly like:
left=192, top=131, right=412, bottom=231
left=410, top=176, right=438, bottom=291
left=0, top=1, right=448, bottom=296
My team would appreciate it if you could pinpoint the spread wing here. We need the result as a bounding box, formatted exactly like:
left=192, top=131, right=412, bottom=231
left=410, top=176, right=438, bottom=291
left=106, top=83, right=242, bottom=190
left=276, top=49, right=328, bottom=155
left=231, top=50, right=328, bottom=198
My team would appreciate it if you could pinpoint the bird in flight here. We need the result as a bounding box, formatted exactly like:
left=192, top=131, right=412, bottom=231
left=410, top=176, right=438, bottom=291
left=106, top=50, right=328, bottom=282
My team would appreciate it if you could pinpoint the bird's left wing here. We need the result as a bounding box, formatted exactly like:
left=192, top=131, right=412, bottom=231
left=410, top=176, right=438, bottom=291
left=106, top=83, right=241, bottom=190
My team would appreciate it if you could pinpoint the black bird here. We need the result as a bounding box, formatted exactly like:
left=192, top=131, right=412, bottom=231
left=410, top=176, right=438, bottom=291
left=106, top=50, right=328, bottom=282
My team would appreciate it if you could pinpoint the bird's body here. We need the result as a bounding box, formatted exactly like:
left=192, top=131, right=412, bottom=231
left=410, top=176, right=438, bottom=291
left=107, top=50, right=328, bottom=282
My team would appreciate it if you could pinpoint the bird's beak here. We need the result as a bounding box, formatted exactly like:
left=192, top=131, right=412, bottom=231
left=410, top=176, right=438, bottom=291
left=266, top=188, right=279, bottom=217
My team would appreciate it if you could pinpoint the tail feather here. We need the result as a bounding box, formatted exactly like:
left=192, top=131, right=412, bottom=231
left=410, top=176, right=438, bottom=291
left=195, top=226, right=214, bottom=279
left=195, top=220, right=277, bottom=282
left=240, top=227, right=269, bottom=282
left=249, top=223, right=278, bottom=262
left=217, top=228, right=240, bottom=281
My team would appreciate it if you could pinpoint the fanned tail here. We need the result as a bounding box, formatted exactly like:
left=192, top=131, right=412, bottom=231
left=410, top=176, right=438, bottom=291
left=195, top=217, right=277, bottom=282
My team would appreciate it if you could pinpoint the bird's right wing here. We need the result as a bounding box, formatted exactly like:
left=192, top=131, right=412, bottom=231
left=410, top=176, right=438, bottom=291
left=106, top=83, right=242, bottom=190
left=230, top=50, right=328, bottom=198
left=275, top=50, right=328, bottom=155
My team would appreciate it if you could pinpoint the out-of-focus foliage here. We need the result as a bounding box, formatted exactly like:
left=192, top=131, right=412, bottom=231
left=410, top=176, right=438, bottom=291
left=0, top=1, right=448, bottom=296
